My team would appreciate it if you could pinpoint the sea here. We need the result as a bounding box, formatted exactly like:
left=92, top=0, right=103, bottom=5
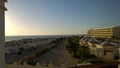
left=5, top=35, right=75, bottom=42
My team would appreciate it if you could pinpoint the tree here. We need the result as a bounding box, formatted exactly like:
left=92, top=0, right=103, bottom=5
left=65, top=36, right=83, bottom=57
left=78, top=46, right=90, bottom=61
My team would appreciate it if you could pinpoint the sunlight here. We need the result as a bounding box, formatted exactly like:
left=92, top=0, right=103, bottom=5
left=5, top=19, right=13, bottom=36
left=5, top=15, right=17, bottom=36
left=5, top=21, right=9, bottom=35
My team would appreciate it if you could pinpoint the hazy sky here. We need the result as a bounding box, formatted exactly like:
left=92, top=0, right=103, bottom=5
left=5, top=0, right=120, bottom=36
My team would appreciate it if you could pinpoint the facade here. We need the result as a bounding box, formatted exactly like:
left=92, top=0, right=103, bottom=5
left=88, top=26, right=120, bottom=39
left=79, top=37, right=120, bottom=60
left=0, top=0, right=7, bottom=68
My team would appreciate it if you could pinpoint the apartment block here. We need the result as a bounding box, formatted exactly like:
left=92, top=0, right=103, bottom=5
left=88, top=26, right=120, bottom=39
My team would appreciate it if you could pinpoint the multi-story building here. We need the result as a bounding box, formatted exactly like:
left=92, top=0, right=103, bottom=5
left=0, top=0, right=7, bottom=68
left=88, top=26, right=120, bottom=39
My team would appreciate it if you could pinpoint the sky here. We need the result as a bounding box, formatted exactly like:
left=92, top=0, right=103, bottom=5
left=5, top=0, right=120, bottom=36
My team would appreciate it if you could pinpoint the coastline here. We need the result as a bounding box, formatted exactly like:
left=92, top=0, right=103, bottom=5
left=5, top=35, right=77, bottom=42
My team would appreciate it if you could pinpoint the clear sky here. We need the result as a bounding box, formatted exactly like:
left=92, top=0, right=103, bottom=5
left=5, top=0, right=120, bottom=36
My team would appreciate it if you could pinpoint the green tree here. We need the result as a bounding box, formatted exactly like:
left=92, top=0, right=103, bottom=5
left=78, top=46, right=90, bottom=61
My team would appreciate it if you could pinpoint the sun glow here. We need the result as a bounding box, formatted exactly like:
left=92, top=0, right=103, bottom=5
left=5, top=18, right=14, bottom=36
left=5, top=14, right=18, bottom=36
left=5, top=14, right=47, bottom=36
left=5, top=21, right=10, bottom=35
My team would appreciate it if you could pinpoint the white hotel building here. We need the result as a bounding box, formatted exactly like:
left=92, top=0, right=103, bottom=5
left=88, top=26, right=120, bottom=39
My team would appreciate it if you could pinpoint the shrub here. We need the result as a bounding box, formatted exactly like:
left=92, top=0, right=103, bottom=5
left=89, top=58, right=104, bottom=64
left=27, top=60, right=37, bottom=66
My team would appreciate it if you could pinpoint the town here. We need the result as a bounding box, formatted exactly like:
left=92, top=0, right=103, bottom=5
left=1, top=0, right=120, bottom=68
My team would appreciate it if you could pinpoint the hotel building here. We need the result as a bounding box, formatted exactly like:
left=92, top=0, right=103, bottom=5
left=0, top=0, right=7, bottom=68
left=88, top=26, right=120, bottom=39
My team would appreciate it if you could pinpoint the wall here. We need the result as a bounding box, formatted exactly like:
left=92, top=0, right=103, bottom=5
left=0, top=0, right=7, bottom=68
left=70, top=62, right=119, bottom=68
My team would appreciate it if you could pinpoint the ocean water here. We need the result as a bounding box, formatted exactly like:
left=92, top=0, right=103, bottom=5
left=5, top=35, right=73, bottom=42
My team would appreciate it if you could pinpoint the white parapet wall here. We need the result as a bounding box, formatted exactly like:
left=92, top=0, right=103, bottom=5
left=0, top=0, right=7, bottom=68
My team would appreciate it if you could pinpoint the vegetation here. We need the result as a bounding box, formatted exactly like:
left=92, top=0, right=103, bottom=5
left=65, top=36, right=82, bottom=58
left=27, top=60, right=37, bottom=66
left=78, top=46, right=91, bottom=61
left=20, top=38, right=63, bottom=66
left=114, top=56, right=119, bottom=60
left=65, top=36, right=104, bottom=64
left=65, top=36, right=91, bottom=59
